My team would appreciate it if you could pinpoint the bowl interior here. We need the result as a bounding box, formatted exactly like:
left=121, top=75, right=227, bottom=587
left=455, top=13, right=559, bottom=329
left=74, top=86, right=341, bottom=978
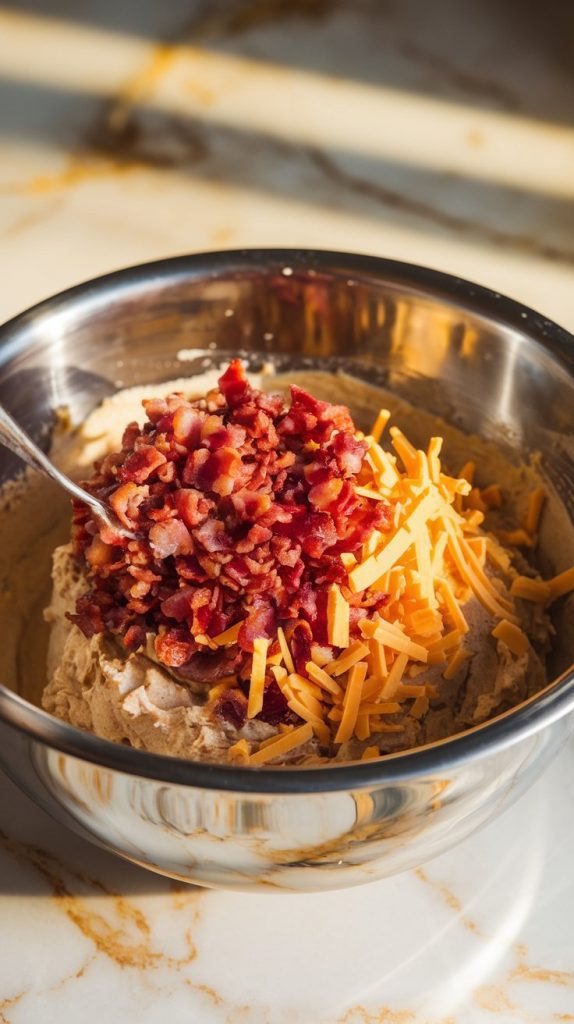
left=0, top=251, right=573, bottom=705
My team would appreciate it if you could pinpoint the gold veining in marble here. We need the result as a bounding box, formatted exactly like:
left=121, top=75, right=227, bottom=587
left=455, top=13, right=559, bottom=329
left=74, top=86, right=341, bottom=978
left=0, top=993, right=24, bottom=1024
left=337, top=1009, right=417, bottom=1023
left=46, top=954, right=97, bottom=994
left=510, top=943, right=574, bottom=991
left=414, top=867, right=483, bottom=936
left=474, top=941, right=574, bottom=1017
left=0, top=828, right=197, bottom=970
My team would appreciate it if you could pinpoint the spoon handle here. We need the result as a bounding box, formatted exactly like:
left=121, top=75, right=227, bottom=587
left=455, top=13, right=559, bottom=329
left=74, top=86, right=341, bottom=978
left=0, top=404, right=135, bottom=539
left=0, top=404, right=89, bottom=504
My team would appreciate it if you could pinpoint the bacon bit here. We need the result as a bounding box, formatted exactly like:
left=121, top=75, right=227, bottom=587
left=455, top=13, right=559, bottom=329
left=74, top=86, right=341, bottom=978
left=149, top=519, right=193, bottom=558
left=218, top=359, right=251, bottom=407
left=119, top=445, right=167, bottom=484
left=288, top=620, right=314, bottom=675
left=85, top=536, right=116, bottom=568
left=122, top=624, right=146, bottom=650
left=178, top=647, right=243, bottom=683
left=214, top=688, right=248, bottom=729
left=258, top=678, right=297, bottom=726
left=175, top=488, right=212, bottom=529
left=142, top=397, right=168, bottom=423
left=239, top=600, right=276, bottom=653
left=154, top=628, right=195, bottom=667
left=172, top=406, right=203, bottom=446
left=109, top=482, right=143, bottom=527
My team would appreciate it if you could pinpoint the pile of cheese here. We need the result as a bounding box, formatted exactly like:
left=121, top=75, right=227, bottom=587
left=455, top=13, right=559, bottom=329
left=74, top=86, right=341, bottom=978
left=214, top=410, right=574, bottom=766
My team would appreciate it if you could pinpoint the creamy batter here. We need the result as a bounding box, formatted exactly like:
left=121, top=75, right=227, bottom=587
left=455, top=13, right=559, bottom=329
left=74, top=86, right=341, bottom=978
left=39, top=369, right=552, bottom=763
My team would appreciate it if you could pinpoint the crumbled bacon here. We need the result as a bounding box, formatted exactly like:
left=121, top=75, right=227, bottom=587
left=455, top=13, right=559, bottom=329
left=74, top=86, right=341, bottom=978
left=118, top=445, right=167, bottom=484
left=238, top=599, right=277, bottom=653
left=149, top=520, right=193, bottom=559
left=179, top=647, right=243, bottom=683
left=70, top=360, right=393, bottom=728
left=288, top=620, right=314, bottom=676
left=155, top=628, right=195, bottom=667
left=213, top=687, right=248, bottom=729
left=258, top=678, right=298, bottom=726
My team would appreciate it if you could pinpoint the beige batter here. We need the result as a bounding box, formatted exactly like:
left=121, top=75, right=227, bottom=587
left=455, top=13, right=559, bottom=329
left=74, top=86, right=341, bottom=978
left=36, top=369, right=555, bottom=764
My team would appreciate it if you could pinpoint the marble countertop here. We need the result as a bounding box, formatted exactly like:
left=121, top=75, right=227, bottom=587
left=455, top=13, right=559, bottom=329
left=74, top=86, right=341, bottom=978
left=1, top=2, right=573, bottom=1021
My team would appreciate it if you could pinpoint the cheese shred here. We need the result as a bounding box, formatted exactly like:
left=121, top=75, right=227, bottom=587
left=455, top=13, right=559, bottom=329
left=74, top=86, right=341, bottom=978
left=247, top=637, right=269, bottom=718
left=250, top=723, right=314, bottom=765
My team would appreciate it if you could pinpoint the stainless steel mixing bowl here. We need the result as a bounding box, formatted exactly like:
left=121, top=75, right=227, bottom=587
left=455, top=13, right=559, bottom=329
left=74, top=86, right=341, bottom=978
left=0, top=249, right=573, bottom=891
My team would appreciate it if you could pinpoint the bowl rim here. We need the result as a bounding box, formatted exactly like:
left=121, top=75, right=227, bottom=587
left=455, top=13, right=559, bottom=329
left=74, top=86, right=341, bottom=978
left=1, top=247, right=573, bottom=795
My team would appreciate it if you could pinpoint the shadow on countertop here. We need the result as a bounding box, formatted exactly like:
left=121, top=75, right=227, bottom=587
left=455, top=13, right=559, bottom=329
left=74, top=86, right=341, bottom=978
left=0, top=0, right=573, bottom=267
left=1, top=0, right=573, bottom=127
left=0, top=72, right=573, bottom=267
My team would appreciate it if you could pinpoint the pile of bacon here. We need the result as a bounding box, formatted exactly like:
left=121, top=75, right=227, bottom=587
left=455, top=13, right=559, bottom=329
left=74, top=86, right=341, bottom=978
left=71, top=361, right=392, bottom=732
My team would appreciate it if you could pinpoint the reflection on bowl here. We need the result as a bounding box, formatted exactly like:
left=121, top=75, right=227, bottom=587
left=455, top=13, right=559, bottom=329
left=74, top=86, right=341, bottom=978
left=0, top=249, right=573, bottom=891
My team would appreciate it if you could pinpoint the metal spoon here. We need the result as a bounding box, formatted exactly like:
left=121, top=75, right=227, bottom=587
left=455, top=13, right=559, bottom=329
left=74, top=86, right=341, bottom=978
left=0, top=404, right=136, bottom=540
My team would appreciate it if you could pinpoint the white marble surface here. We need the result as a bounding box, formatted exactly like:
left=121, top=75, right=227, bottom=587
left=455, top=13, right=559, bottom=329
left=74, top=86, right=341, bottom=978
left=1, top=1, right=574, bottom=1021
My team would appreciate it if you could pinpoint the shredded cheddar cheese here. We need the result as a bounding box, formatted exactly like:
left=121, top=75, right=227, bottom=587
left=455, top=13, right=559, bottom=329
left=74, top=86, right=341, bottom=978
left=235, top=410, right=568, bottom=762
left=427, top=437, right=443, bottom=483
left=370, top=408, right=391, bottom=443
left=510, top=576, right=551, bottom=603
left=492, top=619, right=529, bottom=657
left=213, top=620, right=243, bottom=646
left=327, top=641, right=370, bottom=677
left=271, top=664, right=288, bottom=686
left=250, top=723, right=314, bottom=765
left=524, top=487, right=546, bottom=534
left=436, top=577, right=469, bottom=634
left=390, top=426, right=418, bottom=474
left=548, top=566, right=574, bottom=600
left=228, top=739, right=251, bottom=764
left=368, top=636, right=388, bottom=680
left=247, top=637, right=269, bottom=718
left=410, top=694, right=430, bottom=718
left=458, top=461, right=476, bottom=485
left=495, top=528, right=533, bottom=549
left=359, top=701, right=401, bottom=715
left=481, top=484, right=503, bottom=509
left=443, top=646, right=471, bottom=680
left=277, top=626, right=295, bottom=674
left=306, top=661, right=343, bottom=697
left=379, top=652, right=409, bottom=700
left=335, top=662, right=368, bottom=743
left=208, top=678, right=237, bottom=702
left=327, top=583, right=350, bottom=647
left=195, top=633, right=218, bottom=650
left=361, top=745, right=380, bottom=760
